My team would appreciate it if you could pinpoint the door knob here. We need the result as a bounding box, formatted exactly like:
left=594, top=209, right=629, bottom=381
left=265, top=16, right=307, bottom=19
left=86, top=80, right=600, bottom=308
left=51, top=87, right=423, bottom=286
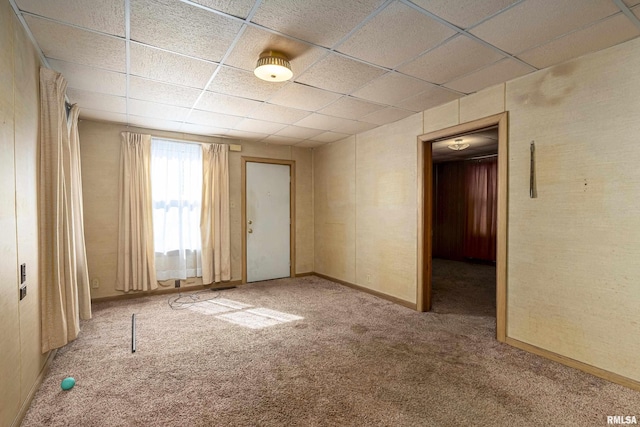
left=248, top=228, right=253, bottom=233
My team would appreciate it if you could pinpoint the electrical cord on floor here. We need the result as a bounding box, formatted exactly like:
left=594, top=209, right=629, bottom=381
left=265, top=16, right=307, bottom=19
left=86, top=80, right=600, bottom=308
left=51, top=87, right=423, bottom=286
left=168, top=289, right=223, bottom=310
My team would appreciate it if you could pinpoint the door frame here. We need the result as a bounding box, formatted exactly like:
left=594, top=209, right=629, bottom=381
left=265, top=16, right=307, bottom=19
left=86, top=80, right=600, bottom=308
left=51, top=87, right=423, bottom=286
left=416, top=112, right=508, bottom=342
left=241, top=156, right=296, bottom=284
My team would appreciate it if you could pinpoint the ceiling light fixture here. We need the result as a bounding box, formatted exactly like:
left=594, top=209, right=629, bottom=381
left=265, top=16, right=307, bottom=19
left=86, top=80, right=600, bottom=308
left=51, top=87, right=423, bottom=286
left=448, top=138, right=470, bottom=151
left=254, top=50, right=293, bottom=82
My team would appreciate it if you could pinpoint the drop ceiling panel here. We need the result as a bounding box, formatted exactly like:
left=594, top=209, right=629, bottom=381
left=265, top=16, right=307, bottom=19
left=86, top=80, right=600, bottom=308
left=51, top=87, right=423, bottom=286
left=128, top=115, right=185, bottom=132
left=186, top=109, right=243, bottom=128
left=247, top=102, right=312, bottom=124
left=318, top=97, right=385, bottom=120
left=361, top=107, right=415, bottom=126
left=180, top=123, right=229, bottom=136
left=195, top=91, right=263, bottom=116
left=235, top=118, right=287, bottom=134
left=309, top=131, right=350, bottom=143
left=410, top=0, right=520, bottom=29
left=470, top=0, right=621, bottom=54
left=332, top=120, right=378, bottom=135
left=130, top=0, right=242, bottom=62
left=129, top=43, right=218, bottom=89
left=293, top=113, right=354, bottom=131
left=398, top=36, right=504, bottom=85
left=268, top=83, right=341, bottom=111
left=295, top=140, right=327, bottom=148
left=224, top=26, right=326, bottom=76
left=207, top=66, right=286, bottom=101
left=189, top=0, right=257, bottom=19
left=296, top=53, right=386, bottom=94
left=275, top=125, right=325, bottom=139
left=444, top=58, right=532, bottom=94
left=632, top=4, right=640, bottom=19
left=48, top=59, right=126, bottom=96
left=79, top=108, right=127, bottom=124
left=351, top=72, right=432, bottom=105
left=67, top=88, right=126, bottom=114
left=128, top=99, right=191, bottom=122
left=395, top=85, right=462, bottom=112
left=129, top=76, right=202, bottom=107
left=225, top=129, right=268, bottom=141
left=337, top=1, right=455, bottom=68
left=251, top=0, right=386, bottom=47
left=261, top=135, right=300, bottom=145
left=518, top=13, right=640, bottom=70
left=25, top=16, right=125, bottom=72
left=16, top=0, right=125, bottom=36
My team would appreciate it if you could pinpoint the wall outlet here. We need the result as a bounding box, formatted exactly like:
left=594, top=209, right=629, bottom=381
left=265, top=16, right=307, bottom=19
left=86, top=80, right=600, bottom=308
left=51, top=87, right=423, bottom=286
left=91, top=278, right=100, bottom=289
left=20, top=263, right=26, bottom=284
left=19, top=285, right=27, bottom=301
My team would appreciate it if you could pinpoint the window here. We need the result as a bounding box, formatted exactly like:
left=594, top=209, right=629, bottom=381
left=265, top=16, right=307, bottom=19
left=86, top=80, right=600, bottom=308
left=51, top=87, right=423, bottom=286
left=150, top=139, right=202, bottom=280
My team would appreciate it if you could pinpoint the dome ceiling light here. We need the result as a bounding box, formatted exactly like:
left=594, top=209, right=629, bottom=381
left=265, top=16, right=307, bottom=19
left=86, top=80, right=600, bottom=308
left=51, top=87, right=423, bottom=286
left=448, top=138, right=470, bottom=151
left=254, top=50, right=293, bottom=82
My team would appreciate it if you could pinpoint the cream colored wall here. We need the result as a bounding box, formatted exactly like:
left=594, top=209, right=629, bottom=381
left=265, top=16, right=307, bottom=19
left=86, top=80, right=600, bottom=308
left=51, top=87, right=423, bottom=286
left=314, top=36, right=640, bottom=383
left=79, top=120, right=314, bottom=299
left=0, top=4, right=47, bottom=427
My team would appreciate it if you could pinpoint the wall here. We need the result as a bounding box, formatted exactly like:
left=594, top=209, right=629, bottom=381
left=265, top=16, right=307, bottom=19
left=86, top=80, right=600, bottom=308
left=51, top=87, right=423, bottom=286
left=314, top=37, right=640, bottom=383
left=0, top=3, right=48, bottom=426
left=79, top=120, right=314, bottom=299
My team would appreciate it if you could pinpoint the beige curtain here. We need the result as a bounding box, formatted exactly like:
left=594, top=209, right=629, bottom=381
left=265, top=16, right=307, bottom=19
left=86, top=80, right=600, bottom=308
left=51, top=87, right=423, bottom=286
left=200, top=144, right=230, bottom=284
left=39, top=68, right=91, bottom=353
left=117, top=132, right=157, bottom=292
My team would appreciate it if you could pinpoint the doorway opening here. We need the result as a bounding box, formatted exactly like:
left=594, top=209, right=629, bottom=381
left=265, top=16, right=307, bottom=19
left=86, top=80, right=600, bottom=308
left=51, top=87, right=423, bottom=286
left=241, top=157, right=296, bottom=284
left=417, top=112, right=507, bottom=341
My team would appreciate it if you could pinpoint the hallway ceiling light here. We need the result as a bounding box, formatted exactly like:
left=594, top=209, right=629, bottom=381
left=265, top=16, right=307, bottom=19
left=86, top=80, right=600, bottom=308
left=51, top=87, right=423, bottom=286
left=254, top=51, right=293, bottom=82
left=448, top=138, right=470, bottom=151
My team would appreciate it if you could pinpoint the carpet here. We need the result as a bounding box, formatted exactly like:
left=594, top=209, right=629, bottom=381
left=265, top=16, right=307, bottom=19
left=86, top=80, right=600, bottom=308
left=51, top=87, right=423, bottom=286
left=21, top=269, right=639, bottom=426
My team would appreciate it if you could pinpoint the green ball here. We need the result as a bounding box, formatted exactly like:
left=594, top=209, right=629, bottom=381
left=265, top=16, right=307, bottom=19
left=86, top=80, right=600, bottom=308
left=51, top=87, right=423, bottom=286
left=61, top=377, right=75, bottom=391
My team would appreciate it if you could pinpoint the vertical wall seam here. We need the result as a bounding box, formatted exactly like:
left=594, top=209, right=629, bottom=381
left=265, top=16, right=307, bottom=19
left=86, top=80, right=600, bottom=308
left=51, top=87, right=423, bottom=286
left=353, top=135, right=357, bottom=285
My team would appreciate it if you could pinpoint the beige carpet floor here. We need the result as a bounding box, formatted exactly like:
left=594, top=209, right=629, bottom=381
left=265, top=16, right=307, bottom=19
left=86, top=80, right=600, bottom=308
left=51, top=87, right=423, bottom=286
left=22, top=262, right=640, bottom=426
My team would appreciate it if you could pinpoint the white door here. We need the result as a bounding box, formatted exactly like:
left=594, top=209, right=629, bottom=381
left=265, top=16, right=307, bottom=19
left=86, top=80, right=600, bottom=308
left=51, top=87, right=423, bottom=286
left=246, top=162, right=291, bottom=282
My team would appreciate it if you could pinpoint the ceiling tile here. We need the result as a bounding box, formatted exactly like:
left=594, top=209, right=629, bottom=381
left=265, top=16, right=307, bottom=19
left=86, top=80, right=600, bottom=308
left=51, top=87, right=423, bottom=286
left=16, top=0, right=125, bottom=36
left=79, top=108, right=128, bottom=124
left=295, top=140, right=327, bottom=148
left=361, top=108, right=415, bottom=126
left=25, top=16, right=125, bottom=72
left=180, top=123, right=229, bottom=136
left=247, top=102, right=312, bottom=124
left=130, top=43, right=218, bottom=89
left=48, top=59, right=126, bottom=96
left=130, top=0, right=242, bottom=62
left=251, top=0, right=386, bottom=47
left=444, top=58, right=532, bottom=94
left=268, top=83, right=341, bottom=111
left=470, top=0, right=620, bottom=54
left=309, top=131, right=350, bottom=143
left=332, top=120, right=378, bottom=135
left=632, top=4, right=640, bottom=19
left=398, top=35, right=504, bottom=84
left=208, top=66, right=286, bottom=101
left=410, top=0, right=519, bottom=29
left=337, top=1, right=455, bottom=68
left=128, top=115, right=184, bottom=132
left=625, top=0, right=640, bottom=6
left=261, top=135, right=301, bottom=145
left=235, top=118, right=287, bottom=134
left=128, top=99, right=191, bottom=122
left=351, top=72, right=432, bottom=105
left=225, top=129, right=268, bottom=141
left=395, top=85, right=462, bottom=112
left=296, top=53, right=385, bottom=94
left=224, top=26, right=326, bottom=77
left=294, top=113, right=354, bottom=131
left=129, top=76, right=202, bottom=107
left=518, top=13, right=640, bottom=70
left=67, top=88, right=126, bottom=113
left=275, top=125, right=324, bottom=139
left=318, top=96, right=384, bottom=120
left=186, top=109, right=243, bottom=128
left=189, top=0, right=256, bottom=19
left=195, top=91, right=263, bottom=116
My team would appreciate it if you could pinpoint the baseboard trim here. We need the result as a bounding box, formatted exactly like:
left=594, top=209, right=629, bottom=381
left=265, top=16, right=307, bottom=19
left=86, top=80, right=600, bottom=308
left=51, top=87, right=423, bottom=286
left=92, top=280, right=243, bottom=303
left=505, top=337, right=640, bottom=392
left=294, top=272, right=314, bottom=278
left=314, top=273, right=417, bottom=310
left=12, top=349, right=57, bottom=427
